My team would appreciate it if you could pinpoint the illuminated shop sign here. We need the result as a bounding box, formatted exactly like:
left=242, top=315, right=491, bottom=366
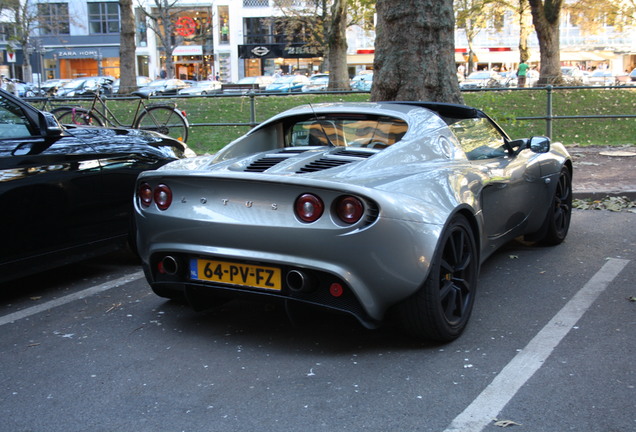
left=239, top=44, right=323, bottom=59
left=56, top=49, right=100, bottom=58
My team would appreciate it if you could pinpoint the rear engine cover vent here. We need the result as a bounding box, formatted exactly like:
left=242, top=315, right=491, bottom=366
left=244, top=157, right=289, bottom=172
left=297, top=158, right=353, bottom=173
left=331, top=148, right=375, bottom=158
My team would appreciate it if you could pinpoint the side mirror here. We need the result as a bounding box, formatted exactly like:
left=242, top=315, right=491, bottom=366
left=39, top=111, right=63, bottom=137
left=528, top=136, right=550, bottom=153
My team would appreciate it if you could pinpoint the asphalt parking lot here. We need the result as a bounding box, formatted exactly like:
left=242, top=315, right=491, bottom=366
left=1, top=209, right=634, bottom=432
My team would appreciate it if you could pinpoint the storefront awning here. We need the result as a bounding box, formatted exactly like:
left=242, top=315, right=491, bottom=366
left=346, top=54, right=374, bottom=65
left=172, top=45, right=203, bottom=56
left=560, top=51, right=614, bottom=61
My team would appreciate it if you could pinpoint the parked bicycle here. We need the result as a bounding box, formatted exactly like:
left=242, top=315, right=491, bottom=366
left=50, top=91, right=189, bottom=142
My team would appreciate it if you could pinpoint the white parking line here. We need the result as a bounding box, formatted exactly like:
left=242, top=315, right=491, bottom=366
left=443, top=257, right=630, bottom=432
left=0, top=271, right=144, bottom=327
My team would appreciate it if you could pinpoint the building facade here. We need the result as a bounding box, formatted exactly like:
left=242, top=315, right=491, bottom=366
left=0, top=1, right=634, bottom=83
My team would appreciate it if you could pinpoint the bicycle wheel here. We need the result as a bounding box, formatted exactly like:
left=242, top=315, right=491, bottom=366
left=134, top=106, right=189, bottom=142
left=54, top=107, right=104, bottom=126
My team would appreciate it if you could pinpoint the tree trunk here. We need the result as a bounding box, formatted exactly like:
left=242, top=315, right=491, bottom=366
left=528, top=0, right=563, bottom=85
left=327, top=0, right=349, bottom=90
left=518, top=0, right=531, bottom=63
left=118, top=0, right=137, bottom=94
left=371, top=0, right=462, bottom=103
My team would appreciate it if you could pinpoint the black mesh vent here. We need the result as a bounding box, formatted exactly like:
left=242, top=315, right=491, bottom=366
left=280, top=148, right=309, bottom=154
left=244, top=157, right=288, bottom=172
left=297, top=158, right=353, bottom=173
left=331, top=148, right=375, bottom=158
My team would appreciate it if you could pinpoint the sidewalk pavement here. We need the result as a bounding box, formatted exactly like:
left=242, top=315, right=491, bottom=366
left=570, top=146, right=636, bottom=200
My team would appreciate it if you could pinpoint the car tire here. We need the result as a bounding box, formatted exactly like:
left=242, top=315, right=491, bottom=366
left=538, top=167, right=572, bottom=245
left=396, top=214, right=478, bottom=342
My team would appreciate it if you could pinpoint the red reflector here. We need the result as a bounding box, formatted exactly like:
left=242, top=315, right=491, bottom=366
left=154, top=184, right=172, bottom=211
left=139, top=183, right=153, bottom=207
left=158, top=260, right=165, bottom=274
left=295, top=193, right=324, bottom=223
left=329, top=283, right=344, bottom=297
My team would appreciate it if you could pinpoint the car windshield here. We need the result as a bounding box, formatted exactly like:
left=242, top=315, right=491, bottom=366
left=287, top=115, right=408, bottom=148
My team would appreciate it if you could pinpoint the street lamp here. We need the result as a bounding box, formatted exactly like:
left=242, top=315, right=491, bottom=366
left=28, top=39, right=47, bottom=88
left=95, top=50, right=103, bottom=76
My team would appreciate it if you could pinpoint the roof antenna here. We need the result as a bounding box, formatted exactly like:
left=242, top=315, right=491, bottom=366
left=308, top=102, right=335, bottom=147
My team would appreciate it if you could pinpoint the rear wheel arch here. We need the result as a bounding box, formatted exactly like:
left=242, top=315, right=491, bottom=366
left=396, top=211, right=480, bottom=342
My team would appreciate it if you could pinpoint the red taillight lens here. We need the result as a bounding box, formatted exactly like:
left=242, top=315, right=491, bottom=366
left=154, top=184, right=172, bottom=211
left=139, top=183, right=153, bottom=207
left=295, top=193, right=324, bottom=223
left=335, top=196, right=364, bottom=224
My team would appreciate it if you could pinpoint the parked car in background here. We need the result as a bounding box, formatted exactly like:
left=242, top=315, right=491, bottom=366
left=136, top=79, right=190, bottom=97
left=222, top=76, right=275, bottom=94
left=112, top=76, right=152, bottom=94
left=133, top=101, right=572, bottom=342
left=587, top=70, right=616, bottom=86
left=265, top=75, right=310, bottom=93
left=350, top=71, right=373, bottom=91
left=0, top=88, right=194, bottom=282
left=11, top=81, right=43, bottom=97
left=630, top=68, right=636, bottom=81
left=561, top=66, right=588, bottom=85
left=459, top=71, right=505, bottom=89
left=55, top=76, right=115, bottom=97
left=301, top=74, right=329, bottom=92
left=39, top=78, right=71, bottom=96
left=178, top=80, right=222, bottom=95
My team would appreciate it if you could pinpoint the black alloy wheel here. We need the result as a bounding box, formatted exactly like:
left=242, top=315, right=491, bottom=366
left=397, top=214, right=479, bottom=342
left=541, top=167, right=572, bottom=245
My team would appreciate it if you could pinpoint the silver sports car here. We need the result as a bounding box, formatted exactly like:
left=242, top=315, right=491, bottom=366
left=134, top=101, right=572, bottom=342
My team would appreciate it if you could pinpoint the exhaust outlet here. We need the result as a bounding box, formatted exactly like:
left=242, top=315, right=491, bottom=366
left=286, top=270, right=316, bottom=293
left=161, top=256, right=179, bottom=275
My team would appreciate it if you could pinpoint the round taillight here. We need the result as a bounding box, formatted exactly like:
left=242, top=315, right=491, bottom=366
left=335, top=196, right=364, bottom=224
left=295, top=193, right=324, bottom=223
left=139, top=183, right=153, bottom=207
left=154, top=184, right=172, bottom=211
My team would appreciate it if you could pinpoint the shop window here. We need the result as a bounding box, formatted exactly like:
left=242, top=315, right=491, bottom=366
left=135, top=8, right=147, bottom=46
left=88, top=2, right=120, bottom=35
left=37, top=3, right=70, bottom=35
left=218, top=6, right=229, bottom=44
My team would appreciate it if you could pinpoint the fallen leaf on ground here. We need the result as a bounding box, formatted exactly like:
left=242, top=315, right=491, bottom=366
left=493, top=419, right=522, bottom=427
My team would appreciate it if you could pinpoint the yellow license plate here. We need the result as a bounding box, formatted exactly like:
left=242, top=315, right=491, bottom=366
left=190, top=258, right=282, bottom=291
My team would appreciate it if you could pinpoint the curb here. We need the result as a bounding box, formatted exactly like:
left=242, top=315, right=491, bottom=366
left=573, top=190, right=636, bottom=200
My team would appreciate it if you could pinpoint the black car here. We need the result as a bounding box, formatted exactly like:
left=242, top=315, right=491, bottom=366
left=0, top=88, right=194, bottom=282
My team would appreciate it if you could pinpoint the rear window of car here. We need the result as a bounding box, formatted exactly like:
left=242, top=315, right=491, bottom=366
left=288, top=115, right=407, bottom=149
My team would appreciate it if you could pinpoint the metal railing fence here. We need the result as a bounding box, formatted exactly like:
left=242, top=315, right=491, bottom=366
left=26, top=83, right=636, bottom=151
